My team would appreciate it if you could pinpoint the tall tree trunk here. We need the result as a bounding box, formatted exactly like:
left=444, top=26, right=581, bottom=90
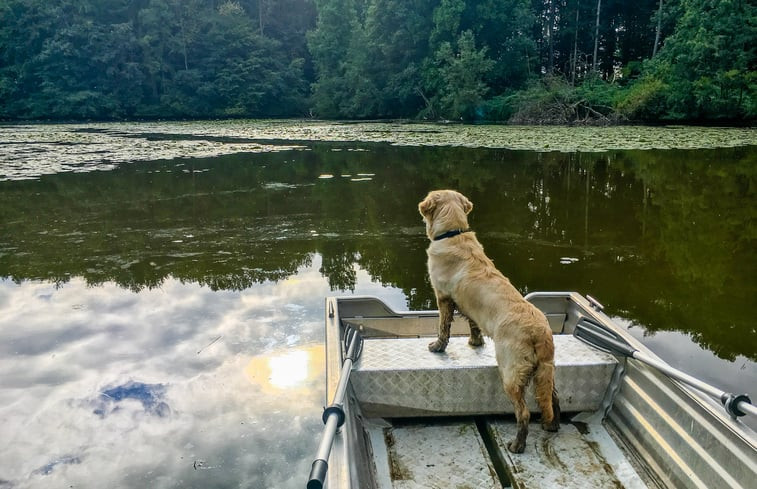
left=258, top=0, right=265, bottom=35
left=572, top=1, right=580, bottom=84
left=547, top=0, right=554, bottom=72
left=178, top=12, right=189, bottom=70
left=592, top=0, right=601, bottom=72
left=180, top=20, right=189, bottom=70
left=525, top=46, right=531, bottom=76
left=652, top=0, right=663, bottom=57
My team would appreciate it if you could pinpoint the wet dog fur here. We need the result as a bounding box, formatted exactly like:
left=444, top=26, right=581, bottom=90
left=418, top=189, right=560, bottom=453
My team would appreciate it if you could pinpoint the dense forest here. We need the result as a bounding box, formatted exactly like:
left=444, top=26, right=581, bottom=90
left=0, top=0, right=754, bottom=123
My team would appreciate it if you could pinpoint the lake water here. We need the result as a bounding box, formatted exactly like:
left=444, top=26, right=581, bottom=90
left=0, top=121, right=755, bottom=488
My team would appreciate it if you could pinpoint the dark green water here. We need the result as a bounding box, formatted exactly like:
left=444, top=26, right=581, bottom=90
left=0, top=123, right=754, bottom=488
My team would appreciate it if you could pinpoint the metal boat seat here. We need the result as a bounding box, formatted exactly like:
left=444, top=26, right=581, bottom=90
left=352, top=335, right=618, bottom=418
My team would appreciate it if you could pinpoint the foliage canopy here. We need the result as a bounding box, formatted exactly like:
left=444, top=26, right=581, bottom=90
left=0, top=0, right=754, bottom=122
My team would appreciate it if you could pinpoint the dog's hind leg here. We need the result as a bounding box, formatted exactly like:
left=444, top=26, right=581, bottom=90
left=535, top=375, right=560, bottom=432
left=504, top=379, right=530, bottom=453
left=533, top=339, right=560, bottom=431
left=466, top=318, right=484, bottom=347
left=549, top=389, right=561, bottom=431
left=497, top=348, right=532, bottom=453
left=429, top=296, right=454, bottom=352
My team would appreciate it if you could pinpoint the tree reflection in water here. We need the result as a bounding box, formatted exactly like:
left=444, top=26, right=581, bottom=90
left=1, top=142, right=753, bottom=360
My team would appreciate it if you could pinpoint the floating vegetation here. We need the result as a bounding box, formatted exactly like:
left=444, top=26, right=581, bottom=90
left=263, top=182, right=301, bottom=190
left=0, top=121, right=754, bottom=181
left=0, top=123, right=307, bottom=181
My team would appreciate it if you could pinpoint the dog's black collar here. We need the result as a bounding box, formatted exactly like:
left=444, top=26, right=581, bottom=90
left=433, top=229, right=472, bottom=241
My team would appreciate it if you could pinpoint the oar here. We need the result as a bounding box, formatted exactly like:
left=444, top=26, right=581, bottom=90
left=575, top=318, right=756, bottom=419
left=307, top=325, right=364, bottom=489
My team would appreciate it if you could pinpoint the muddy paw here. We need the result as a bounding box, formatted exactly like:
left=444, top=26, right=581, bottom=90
left=507, top=439, right=525, bottom=454
left=468, top=336, right=484, bottom=347
left=428, top=340, right=447, bottom=353
left=542, top=420, right=560, bottom=432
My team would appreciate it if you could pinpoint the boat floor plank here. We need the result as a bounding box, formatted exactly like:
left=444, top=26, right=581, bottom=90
left=486, top=419, right=649, bottom=489
left=368, top=420, right=503, bottom=489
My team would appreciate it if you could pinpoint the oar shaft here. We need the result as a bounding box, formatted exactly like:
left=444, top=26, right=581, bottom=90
left=331, top=327, right=361, bottom=406
left=737, top=400, right=757, bottom=417
left=576, top=320, right=756, bottom=418
left=332, top=358, right=355, bottom=407
left=313, top=413, right=340, bottom=465
left=635, top=350, right=757, bottom=417
left=307, top=327, right=363, bottom=489
left=633, top=350, right=724, bottom=399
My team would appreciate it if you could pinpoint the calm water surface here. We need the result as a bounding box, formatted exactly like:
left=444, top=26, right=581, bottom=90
left=0, top=122, right=755, bottom=488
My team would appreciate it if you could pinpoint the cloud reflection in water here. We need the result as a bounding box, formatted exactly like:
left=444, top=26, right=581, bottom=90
left=0, top=255, right=405, bottom=489
left=92, top=381, right=170, bottom=419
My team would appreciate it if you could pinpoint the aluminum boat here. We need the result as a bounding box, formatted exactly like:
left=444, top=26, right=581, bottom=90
left=309, top=292, right=756, bottom=489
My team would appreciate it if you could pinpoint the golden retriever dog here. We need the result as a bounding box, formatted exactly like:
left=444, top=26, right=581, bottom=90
left=419, top=189, right=560, bottom=453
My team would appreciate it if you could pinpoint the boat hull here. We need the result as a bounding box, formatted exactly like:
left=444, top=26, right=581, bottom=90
left=320, top=293, right=757, bottom=489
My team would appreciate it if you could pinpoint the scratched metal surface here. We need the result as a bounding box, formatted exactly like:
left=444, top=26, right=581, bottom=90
left=368, top=420, right=503, bottom=489
left=486, top=419, right=648, bottom=489
left=352, top=335, right=617, bottom=417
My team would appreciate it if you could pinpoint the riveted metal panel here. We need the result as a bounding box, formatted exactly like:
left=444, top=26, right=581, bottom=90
left=352, top=335, right=617, bottom=417
left=608, top=360, right=757, bottom=489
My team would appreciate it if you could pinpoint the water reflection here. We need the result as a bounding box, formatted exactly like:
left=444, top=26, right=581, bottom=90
left=0, top=263, right=404, bottom=489
left=92, top=381, right=171, bottom=418
left=1, top=143, right=753, bottom=360
left=246, top=345, right=324, bottom=392
left=0, top=132, right=755, bottom=487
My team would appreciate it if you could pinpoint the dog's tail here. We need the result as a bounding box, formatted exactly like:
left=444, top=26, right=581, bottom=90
left=533, top=335, right=560, bottom=429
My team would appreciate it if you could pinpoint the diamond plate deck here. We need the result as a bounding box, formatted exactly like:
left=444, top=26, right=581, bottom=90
left=352, top=335, right=617, bottom=417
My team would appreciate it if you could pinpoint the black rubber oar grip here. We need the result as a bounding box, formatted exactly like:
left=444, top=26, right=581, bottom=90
left=307, top=459, right=328, bottom=489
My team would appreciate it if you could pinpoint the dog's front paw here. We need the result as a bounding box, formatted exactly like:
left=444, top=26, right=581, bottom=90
left=468, top=335, right=484, bottom=347
left=507, top=439, right=526, bottom=454
left=428, top=339, right=448, bottom=353
left=542, top=420, right=560, bottom=432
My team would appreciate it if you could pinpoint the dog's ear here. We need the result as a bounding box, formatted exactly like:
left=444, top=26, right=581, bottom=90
left=419, top=193, right=437, bottom=217
left=460, top=194, right=473, bottom=214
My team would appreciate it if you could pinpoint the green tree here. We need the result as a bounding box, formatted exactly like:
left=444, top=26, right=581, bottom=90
left=357, top=0, right=436, bottom=117
left=308, top=0, right=435, bottom=118
left=0, top=0, right=753, bottom=122
left=474, top=0, right=536, bottom=92
left=307, top=0, right=363, bottom=117
left=0, top=0, right=144, bottom=118
left=0, top=0, right=312, bottom=119
left=645, top=0, right=756, bottom=120
left=428, top=30, right=494, bottom=120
